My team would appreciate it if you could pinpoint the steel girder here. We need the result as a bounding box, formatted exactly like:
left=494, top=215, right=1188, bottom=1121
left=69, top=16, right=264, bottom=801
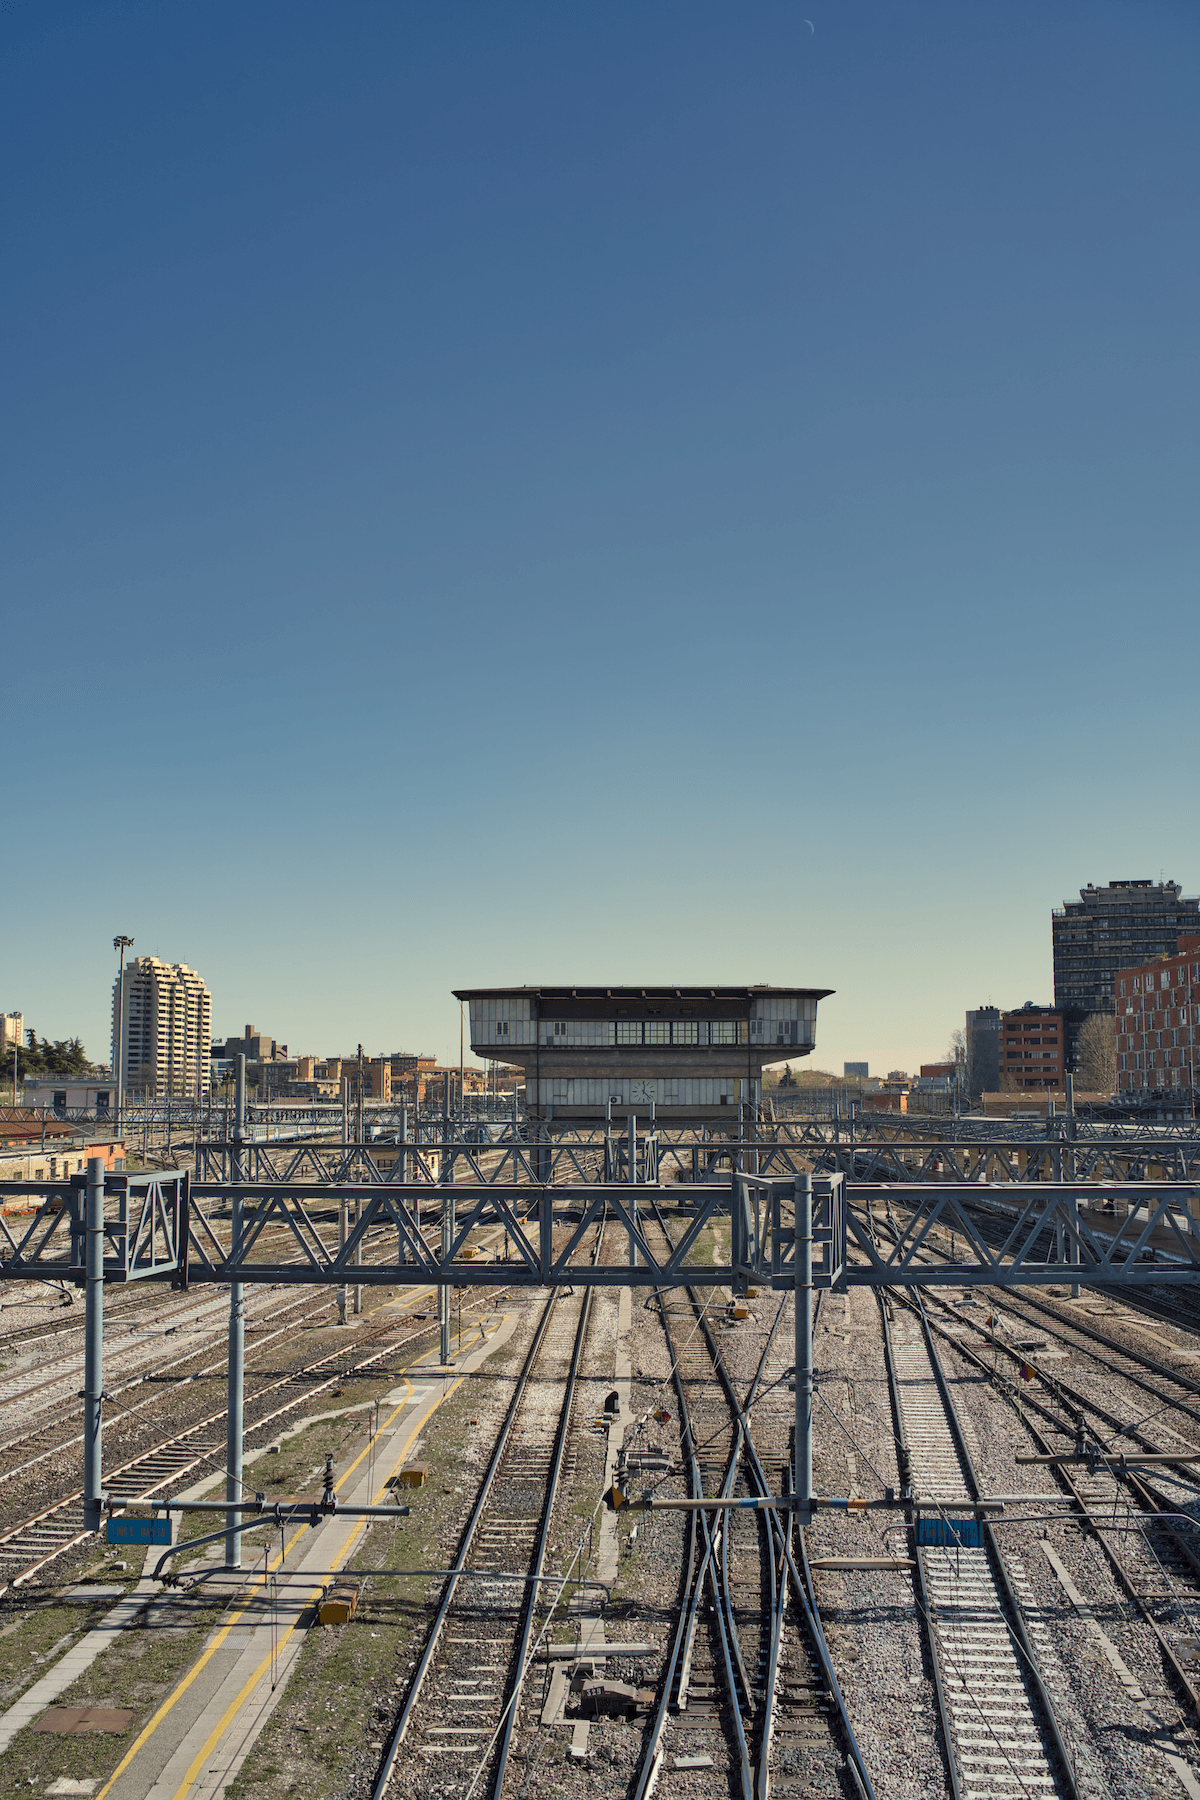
left=192, top=1138, right=605, bottom=1186
left=0, top=1172, right=190, bottom=1284
left=847, top=1182, right=1200, bottom=1287
left=180, top=1180, right=757, bottom=1291
left=2, top=1171, right=1196, bottom=1292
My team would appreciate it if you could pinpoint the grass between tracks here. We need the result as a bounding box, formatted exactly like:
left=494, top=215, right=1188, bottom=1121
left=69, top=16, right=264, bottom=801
left=222, top=1363, right=514, bottom=1800
left=0, top=1584, right=227, bottom=1799
left=0, top=1371, right=455, bottom=1798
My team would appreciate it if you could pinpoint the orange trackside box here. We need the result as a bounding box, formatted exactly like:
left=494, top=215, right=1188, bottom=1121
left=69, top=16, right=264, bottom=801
left=318, top=1584, right=360, bottom=1626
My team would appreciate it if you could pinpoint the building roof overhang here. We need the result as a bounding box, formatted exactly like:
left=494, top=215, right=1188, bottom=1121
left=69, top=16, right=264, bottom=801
left=452, top=985, right=833, bottom=1003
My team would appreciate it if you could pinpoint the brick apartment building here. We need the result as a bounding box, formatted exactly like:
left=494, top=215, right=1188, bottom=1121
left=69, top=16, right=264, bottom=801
left=999, top=1004, right=1064, bottom=1090
left=1116, top=936, right=1200, bottom=1096
left=1052, top=878, right=1200, bottom=1062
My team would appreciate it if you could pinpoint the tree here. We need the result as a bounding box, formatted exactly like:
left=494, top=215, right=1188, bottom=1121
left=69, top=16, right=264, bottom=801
left=11, top=1033, right=95, bottom=1081
left=1074, top=1013, right=1117, bottom=1094
left=942, top=1028, right=972, bottom=1099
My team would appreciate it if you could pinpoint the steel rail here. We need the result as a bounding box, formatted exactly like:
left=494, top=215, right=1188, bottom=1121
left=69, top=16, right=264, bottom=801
left=911, top=1297, right=1082, bottom=1800
left=638, top=1286, right=753, bottom=1800
left=967, top=1284, right=1200, bottom=1417
left=0, top=1295, right=341, bottom=1499
left=687, top=1292, right=788, bottom=1800
left=876, top=1290, right=963, bottom=1800
left=697, top=1308, right=878, bottom=1800
left=906, top=1299, right=1200, bottom=1726
left=0, top=1281, right=353, bottom=1472
left=865, top=1197, right=1200, bottom=1500
left=716, top=1308, right=781, bottom=1732
left=910, top=1289, right=1200, bottom=1562
left=860, top=1195, right=1078, bottom=1800
left=372, top=1289, right=562, bottom=1795
left=630, top=1347, right=701, bottom=1800
left=0, top=1290, right=489, bottom=1597
left=644, top=1195, right=877, bottom=1800
left=484, top=1277, right=596, bottom=1799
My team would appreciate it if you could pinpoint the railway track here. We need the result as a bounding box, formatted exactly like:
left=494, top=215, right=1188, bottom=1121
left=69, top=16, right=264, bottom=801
left=628, top=1201, right=872, bottom=1800
left=878, top=1293, right=1079, bottom=1800
left=0, top=1205, right=386, bottom=1431
left=0, top=1285, right=349, bottom=1473
left=912, top=1292, right=1200, bottom=1745
left=682, top=1288, right=873, bottom=1800
left=970, top=1286, right=1200, bottom=1436
left=640, top=1286, right=754, bottom=1799
left=0, top=1288, right=486, bottom=1596
left=864, top=1189, right=1200, bottom=1785
left=0, top=1162, right=579, bottom=1601
left=374, top=1271, right=597, bottom=1798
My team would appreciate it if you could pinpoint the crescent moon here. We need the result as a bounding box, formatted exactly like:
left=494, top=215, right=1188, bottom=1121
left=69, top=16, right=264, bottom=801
left=804, top=17, right=814, bottom=29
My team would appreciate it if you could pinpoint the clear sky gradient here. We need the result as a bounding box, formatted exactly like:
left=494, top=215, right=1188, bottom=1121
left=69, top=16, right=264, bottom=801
left=4, top=1, right=1198, bottom=1075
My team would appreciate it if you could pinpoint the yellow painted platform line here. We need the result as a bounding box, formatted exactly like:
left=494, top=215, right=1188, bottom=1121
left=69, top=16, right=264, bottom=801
left=91, top=1317, right=490, bottom=1800
left=168, top=1340, right=483, bottom=1800
left=93, top=1346, right=431, bottom=1800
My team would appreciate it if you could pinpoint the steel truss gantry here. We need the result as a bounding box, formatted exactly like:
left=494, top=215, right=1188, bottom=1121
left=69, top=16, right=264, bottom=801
left=3, top=1171, right=1198, bottom=1295
left=1, top=1165, right=1197, bottom=1542
left=816, top=1137, right=1200, bottom=1185
left=193, top=1122, right=1200, bottom=1187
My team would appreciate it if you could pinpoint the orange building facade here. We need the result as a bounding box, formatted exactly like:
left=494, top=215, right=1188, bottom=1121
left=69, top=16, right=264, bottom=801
left=998, top=1006, right=1064, bottom=1089
left=1116, top=936, right=1200, bottom=1095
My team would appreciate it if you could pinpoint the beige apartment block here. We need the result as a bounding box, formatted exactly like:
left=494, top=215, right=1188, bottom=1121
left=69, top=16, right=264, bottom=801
left=112, top=957, right=212, bottom=1098
left=0, top=1012, right=24, bottom=1055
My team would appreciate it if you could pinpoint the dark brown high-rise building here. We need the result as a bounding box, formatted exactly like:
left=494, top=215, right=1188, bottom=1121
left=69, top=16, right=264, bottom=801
left=1052, top=879, right=1200, bottom=1062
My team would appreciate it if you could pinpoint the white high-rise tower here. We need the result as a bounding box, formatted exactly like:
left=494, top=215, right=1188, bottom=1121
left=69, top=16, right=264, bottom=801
left=111, top=957, right=212, bottom=1098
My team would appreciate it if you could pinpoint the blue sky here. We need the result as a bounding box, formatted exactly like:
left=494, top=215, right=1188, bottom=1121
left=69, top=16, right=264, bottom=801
left=4, top=0, right=1198, bottom=1075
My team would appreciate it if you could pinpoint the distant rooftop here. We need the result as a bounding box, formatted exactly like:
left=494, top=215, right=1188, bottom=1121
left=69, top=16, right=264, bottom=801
left=453, top=985, right=833, bottom=1002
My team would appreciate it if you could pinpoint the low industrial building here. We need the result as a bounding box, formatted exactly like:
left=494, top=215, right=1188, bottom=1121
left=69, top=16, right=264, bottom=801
left=20, top=1077, right=116, bottom=1115
left=0, top=1118, right=126, bottom=1193
left=454, top=985, right=830, bottom=1129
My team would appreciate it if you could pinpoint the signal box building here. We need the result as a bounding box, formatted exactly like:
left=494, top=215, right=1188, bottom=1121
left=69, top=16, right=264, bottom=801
left=454, top=985, right=830, bottom=1128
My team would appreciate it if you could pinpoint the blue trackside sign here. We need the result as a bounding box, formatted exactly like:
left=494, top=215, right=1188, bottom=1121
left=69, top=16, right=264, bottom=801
left=915, top=1516, right=983, bottom=1548
left=106, top=1517, right=172, bottom=1546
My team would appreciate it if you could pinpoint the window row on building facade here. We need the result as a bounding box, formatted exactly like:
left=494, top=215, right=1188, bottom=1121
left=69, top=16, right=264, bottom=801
left=486, top=1017, right=754, bottom=1047
left=537, top=1075, right=759, bottom=1108
left=1115, top=936, right=1200, bottom=1093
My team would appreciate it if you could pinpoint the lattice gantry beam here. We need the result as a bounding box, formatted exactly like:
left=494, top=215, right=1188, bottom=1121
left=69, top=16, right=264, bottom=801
left=847, top=1183, right=1200, bottom=1286
left=0, top=1173, right=190, bottom=1284
left=2, top=1173, right=1196, bottom=1290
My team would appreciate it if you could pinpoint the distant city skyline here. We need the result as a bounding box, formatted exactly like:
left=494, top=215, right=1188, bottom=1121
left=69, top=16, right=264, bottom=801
left=15, top=865, right=1200, bottom=1080
left=4, top=3, right=1197, bottom=1079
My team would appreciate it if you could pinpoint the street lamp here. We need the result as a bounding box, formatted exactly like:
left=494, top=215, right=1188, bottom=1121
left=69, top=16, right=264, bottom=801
left=113, top=936, right=134, bottom=1141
